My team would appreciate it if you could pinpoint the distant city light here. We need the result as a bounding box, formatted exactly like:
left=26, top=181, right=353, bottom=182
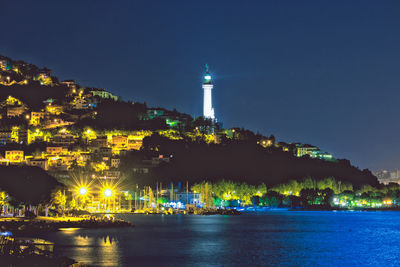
left=0, top=231, right=12, bottom=236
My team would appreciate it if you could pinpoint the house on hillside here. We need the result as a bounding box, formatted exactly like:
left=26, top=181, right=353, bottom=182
left=112, top=135, right=128, bottom=149
left=26, top=158, right=49, bottom=171
left=52, top=132, right=76, bottom=146
left=90, top=136, right=108, bottom=148
left=296, top=145, right=320, bottom=157
left=5, top=150, right=24, bottom=163
left=30, top=111, right=45, bottom=126
left=6, top=106, right=27, bottom=117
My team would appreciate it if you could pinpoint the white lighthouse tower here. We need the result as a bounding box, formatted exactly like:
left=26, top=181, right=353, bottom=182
left=202, top=64, right=215, bottom=120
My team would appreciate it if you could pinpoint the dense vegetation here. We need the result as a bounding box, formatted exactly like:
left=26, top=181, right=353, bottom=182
left=0, top=84, right=68, bottom=110
left=0, top=166, right=62, bottom=206
left=191, top=178, right=400, bottom=209
left=130, top=133, right=379, bottom=188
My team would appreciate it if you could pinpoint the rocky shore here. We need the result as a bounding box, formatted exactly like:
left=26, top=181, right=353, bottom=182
left=0, top=235, right=84, bottom=266
left=0, top=255, right=81, bottom=267
left=0, top=216, right=134, bottom=235
left=190, top=208, right=241, bottom=215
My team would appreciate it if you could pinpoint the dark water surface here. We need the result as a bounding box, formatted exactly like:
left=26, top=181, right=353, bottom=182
left=37, top=211, right=400, bottom=266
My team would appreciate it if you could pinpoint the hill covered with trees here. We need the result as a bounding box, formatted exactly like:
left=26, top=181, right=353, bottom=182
left=119, top=133, right=378, bottom=188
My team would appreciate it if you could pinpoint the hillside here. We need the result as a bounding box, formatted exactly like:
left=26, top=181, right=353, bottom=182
left=0, top=54, right=379, bottom=188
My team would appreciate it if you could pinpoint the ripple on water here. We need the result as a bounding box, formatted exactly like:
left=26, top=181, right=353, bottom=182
left=37, top=211, right=400, bottom=266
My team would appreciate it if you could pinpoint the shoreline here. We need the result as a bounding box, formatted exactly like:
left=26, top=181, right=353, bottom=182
left=292, top=207, right=400, bottom=212
left=2, top=206, right=399, bottom=235
left=0, top=216, right=134, bottom=235
left=0, top=235, right=81, bottom=267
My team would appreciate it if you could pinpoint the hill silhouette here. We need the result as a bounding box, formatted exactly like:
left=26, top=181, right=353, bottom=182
left=121, top=134, right=379, bottom=188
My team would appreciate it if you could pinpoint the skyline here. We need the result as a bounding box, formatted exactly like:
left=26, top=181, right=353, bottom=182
left=1, top=1, right=400, bottom=171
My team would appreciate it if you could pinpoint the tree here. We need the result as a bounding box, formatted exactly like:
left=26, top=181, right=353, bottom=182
left=0, top=166, right=62, bottom=206
left=0, top=191, right=8, bottom=215
left=52, top=190, right=66, bottom=213
left=261, top=191, right=281, bottom=207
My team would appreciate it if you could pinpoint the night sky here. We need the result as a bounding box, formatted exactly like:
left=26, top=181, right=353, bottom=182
left=1, top=1, right=399, bottom=171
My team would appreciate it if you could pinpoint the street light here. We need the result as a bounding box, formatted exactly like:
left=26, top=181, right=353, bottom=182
left=79, top=187, right=87, bottom=196
left=104, top=188, right=113, bottom=198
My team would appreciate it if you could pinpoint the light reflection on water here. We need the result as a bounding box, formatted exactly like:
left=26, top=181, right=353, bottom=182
left=37, top=212, right=400, bottom=266
left=48, top=232, right=121, bottom=266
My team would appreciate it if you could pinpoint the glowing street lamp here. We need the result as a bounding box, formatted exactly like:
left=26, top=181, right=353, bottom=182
left=104, top=188, right=113, bottom=198
left=79, top=187, right=88, bottom=196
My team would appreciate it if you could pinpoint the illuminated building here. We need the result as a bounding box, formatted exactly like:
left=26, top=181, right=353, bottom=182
left=112, top=135, right=128, bottom=149
left=2, top=96, right=23, bottom=106
left=59, top=154, right=75, bottom=165
left=127, top=139, right=142, bottom=150
left=18, top=129, right=28, bottom=144
left=53, top=132, right=76, bottom=146
left=60, top=80, right=76, bottom=88
left=5, top=150, right=24, bottom=163
left=202, top=64, right=215, bottom=120
left=72, top=98, right=88, bottom=109
left=311, top=151, right=334, bottom=161
left=35, top=69, right=53, bottom=86
left=45, top=104, right=63, bottom=115
left=103, top=170, right=120, bottom=180
left=257, top=138, right=274, bottom=148
left=146, top=108, right=165, bottom=119
left=111, top=158, right=120, bottom=168
left=174, top=192, right=201, bottom=205
left=90, top=136, right=108, bottom=147
left=0, top=159, right=10, bottom=166
left=296, top=145, right=320, bottom=157
left=375, top=170, right=400, bottom=184
left=78, top=152, right=92, bottom=163
left=0, top=131, right=12, bottom=145
left=26, top=158, right=49, bottom=170
left=6, top=106, right=26, bottom=117
left=296, top=144, right=334, bottom=161
left=46, top=147, right=67, bottom=155
left=30, top=111, right=45, bottom=126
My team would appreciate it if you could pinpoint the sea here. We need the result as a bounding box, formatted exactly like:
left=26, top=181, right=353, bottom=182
left=36, top=211, right=400, bottom=266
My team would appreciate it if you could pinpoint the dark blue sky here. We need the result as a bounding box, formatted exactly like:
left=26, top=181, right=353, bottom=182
left=1, top=1, right=399, bottom=171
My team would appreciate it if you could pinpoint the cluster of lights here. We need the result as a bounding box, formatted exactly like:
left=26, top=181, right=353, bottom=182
left=75, top=184, right=114, bottom=198
left=332, top=197, right=394, bottom=208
